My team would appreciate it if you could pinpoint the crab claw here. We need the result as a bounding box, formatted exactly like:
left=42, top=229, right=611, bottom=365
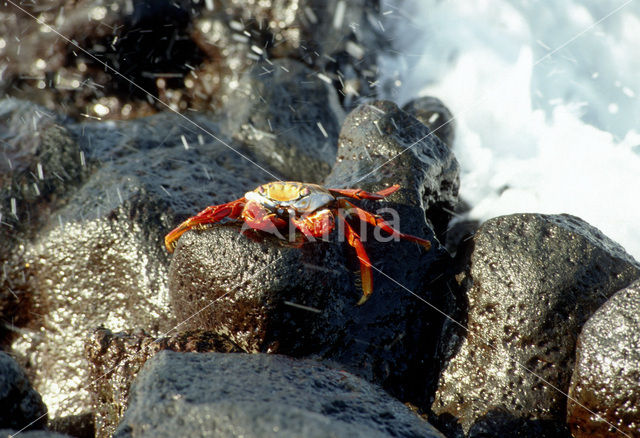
left=165, top=198, right=246, bottom=252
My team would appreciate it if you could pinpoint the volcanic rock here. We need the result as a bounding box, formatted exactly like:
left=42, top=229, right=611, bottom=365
left=431, top=213, right=640, bottom=437
left=114, top=350, right=446, bottom=438
left=567, top=279, right=640, bottom=437
left=0, top=351, right=47, bottom=431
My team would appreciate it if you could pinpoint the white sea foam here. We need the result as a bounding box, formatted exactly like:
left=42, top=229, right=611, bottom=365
left=379, top=0, right=640, bottom=260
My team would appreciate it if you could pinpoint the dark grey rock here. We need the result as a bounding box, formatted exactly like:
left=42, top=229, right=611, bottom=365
left=114, top=351, right=446, bottom=438
left=432, top=213, right=640, bottom=437
left=6, top=109, right=282, bottom=417
left=221, top=58, right=343, bottom=182
left=168, top=100, right=457, bottom=402
left=0, top=99, right=82, bottom=346
left=0, top=352, right=47, bottom=431
left=567, top=279, right=640, bottom=437
left=403, top=96, right=455, bottom=147
left=85, top=328, right=243, bottom=438
left=326, top=100, right=459, bottom=241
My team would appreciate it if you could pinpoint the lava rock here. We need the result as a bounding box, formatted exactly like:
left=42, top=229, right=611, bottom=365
left=326, top=100, right=459, bottom=241
left=85, top=328, right=242, bottom=438
left=221, top=58, right=343, bottom=182
left=0, top=351, right=47, bottom=431
left=431, top=213, right=640, bottom=437
left=0, top=99, right=83, bottom=346
left=403, top=96, right=456, bottom=147
left=567, top=278, right=640, bottom=437
left=1, top=0, right=384, bottom=119
left=7, top=109, right=280, bottom=418
left=114, top=350, right=446, bottom=438
left=168, top=100, right=457, bottom=402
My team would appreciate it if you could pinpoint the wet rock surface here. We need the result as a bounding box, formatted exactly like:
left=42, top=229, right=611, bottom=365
left=402, top=96, right=456, bottom=148
left=431, top=213, right=640, bottom=437
left=0, top=0, right=382, bottom=119
left=84, top=328, right=242, bottom=438
left=4, top=2, right=640, bottom=437
left=222, top=58, right=343, bottom=182
left=168, top=99, right=457, bottom=403
left=567, top=278, right=640, bottom=438
left=0, top=1, right=390, bottom=421
left=0, top=351, right=47, bottom=431
left=326, top=100, right=459, bottom=241
left=114, top=350, right=446, bottom=438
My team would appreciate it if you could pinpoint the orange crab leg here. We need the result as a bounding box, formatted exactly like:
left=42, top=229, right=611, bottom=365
left=339, top=199, right=432, bottom=251
left=328, top=184, right=400, bottom=201
left=165, top=198, right=246, bottom=252
left=337, top=211, right=373, bottom=305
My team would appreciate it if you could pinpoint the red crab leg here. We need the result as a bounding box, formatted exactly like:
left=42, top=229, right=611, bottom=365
left=328, top=184, right=400, bottom=201
left=339, top=199, right=432, bottom=251
left=165, top=198, right=246, bottom=252
left=337, top=211, right=373, bottom=305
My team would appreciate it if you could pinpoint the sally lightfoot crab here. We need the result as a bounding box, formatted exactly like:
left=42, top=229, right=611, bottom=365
left=165, top=182, right=431, bottom=304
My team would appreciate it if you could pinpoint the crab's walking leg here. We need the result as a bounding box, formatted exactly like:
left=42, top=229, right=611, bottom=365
left=328, top=184, right=400, bottom=201
left=339, top=199, right=431, bottom=251
left=165, top=198, right=246, bottom=252
left=337, top=212, right=373, bottom=305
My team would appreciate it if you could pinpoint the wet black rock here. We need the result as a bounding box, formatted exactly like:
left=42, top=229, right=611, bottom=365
left=403, top=96, right=456, bottom=147
left=0, top=351, right=47, bottom=431
left=85, top=327, right=242, bottom=438
left=168, top=100, right=457, bottom=402
left=221, top=58, right=343, bottom=182
left=114, top=350, right=446, bottom=438
left=0, top=99, right=83, bottom=346
left=567, top=278, right=640, bottom=438
left=1, top=0, right=384, bottom=119
left=5, top=105, right=283, bottom=417
left=431, top=213, right=640, bottom=437
left=327, top=100, right=459, bottom=241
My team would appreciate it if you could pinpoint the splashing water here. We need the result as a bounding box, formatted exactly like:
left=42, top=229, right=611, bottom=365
left=379, top=0, right=640, bottom=260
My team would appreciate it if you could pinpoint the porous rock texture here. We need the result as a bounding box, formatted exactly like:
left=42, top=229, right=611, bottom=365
left=168, top=99, right=459, bottom=403
left=431, top=213, right=640, bottom=437
left=0, top=0, right=401, bottom=430
left=114, top=350, right=446, bottom=438
left=567, top=279, right=640, bottom=438
left=84, top=328, right=243, bottom=438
